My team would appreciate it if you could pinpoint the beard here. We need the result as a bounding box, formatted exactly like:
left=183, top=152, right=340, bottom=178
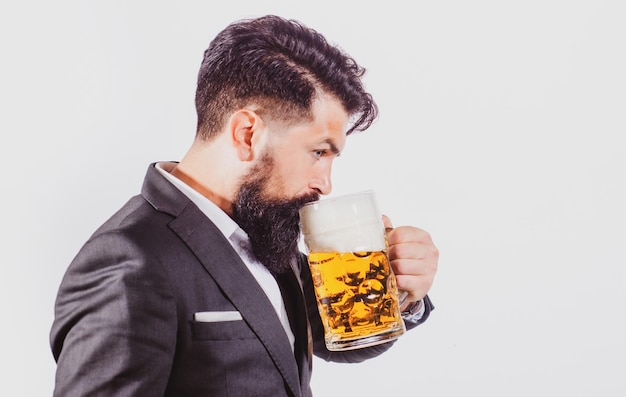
left=231, top=156, right=319, bottom=275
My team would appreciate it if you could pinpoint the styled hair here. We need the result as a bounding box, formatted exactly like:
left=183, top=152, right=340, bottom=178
left=194, top=15, right=378, bottom=140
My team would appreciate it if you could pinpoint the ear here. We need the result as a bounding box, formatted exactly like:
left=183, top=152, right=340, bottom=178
left=228, top=109, right=263, bottom=161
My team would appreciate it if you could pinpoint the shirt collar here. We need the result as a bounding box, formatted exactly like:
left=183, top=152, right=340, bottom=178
left=154, top=162, right=242, bottom=241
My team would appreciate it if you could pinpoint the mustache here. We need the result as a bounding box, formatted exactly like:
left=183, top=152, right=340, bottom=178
left=236, top=189, right=320, bottom=216
left=272, top=191, right=320, bottom=228
left=285, top=191, right=321, bottom=211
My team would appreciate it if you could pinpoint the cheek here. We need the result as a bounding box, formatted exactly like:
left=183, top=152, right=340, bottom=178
left=274, top=153, right=314, bottom=194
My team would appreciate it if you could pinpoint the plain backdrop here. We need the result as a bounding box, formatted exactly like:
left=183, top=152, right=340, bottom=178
left=2, top=1, right=625, bottom=396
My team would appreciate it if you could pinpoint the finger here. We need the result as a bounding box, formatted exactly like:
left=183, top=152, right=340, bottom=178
left=388, top=240, right=436, bottom=261
left=394, top=274, right=432, bottom=301
left=381, top=214, right=393, bottom=232
left=387, top=226, right=434, bottom=247
left=390, top=255, right=438, bottom=277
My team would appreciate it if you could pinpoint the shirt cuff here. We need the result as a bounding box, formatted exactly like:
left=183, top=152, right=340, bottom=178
left=401, top=299, right=425, bottom=324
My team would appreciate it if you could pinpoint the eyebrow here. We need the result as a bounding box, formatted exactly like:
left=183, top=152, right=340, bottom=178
left=322, top=138, right=342, bottom=156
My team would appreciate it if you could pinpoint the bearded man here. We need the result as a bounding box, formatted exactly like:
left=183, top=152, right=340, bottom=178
left=50, top=15, right=438, bottom=397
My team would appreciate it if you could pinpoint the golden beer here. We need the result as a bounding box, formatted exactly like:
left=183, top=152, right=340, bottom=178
left=307, top=250, right=405, bottom=350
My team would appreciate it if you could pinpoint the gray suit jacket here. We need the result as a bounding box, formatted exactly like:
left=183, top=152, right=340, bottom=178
left=50, top=163, right=433, bottom=396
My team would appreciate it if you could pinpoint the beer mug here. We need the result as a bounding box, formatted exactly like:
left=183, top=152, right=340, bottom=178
left=299, top=190, right=406, bottom=351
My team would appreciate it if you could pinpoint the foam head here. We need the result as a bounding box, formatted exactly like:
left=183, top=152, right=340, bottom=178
left=299, top=190, right=386, bottom=253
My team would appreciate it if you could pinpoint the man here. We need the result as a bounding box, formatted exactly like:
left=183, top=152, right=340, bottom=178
left=50, top=15, right=438, bottom=396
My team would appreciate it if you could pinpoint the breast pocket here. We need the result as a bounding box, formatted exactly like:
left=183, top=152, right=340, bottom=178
left=189, top=318, right=257, bottom=341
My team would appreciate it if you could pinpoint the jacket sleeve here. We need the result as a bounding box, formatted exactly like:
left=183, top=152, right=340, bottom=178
left=50, top=231, right=177, bottom=397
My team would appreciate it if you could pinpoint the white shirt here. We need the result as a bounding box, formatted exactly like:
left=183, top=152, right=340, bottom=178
left=155, top=162, right=296, bottom=351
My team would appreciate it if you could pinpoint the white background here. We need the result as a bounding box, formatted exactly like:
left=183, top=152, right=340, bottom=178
left=2, top=1, right=625, bottom=396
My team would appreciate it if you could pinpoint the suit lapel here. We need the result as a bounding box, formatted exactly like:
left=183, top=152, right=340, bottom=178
left=275, top=260, right=313, bottom=389
left=169, top=203, right=302, bottom=397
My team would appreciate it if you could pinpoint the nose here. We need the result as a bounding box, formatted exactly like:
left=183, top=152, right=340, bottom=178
left=309, top=166, right=332, bottom=195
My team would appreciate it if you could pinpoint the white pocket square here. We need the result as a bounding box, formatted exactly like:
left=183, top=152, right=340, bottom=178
left=194, top=311, right=243, bottom=322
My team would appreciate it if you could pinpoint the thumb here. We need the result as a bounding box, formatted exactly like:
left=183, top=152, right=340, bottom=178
left=382, top=214, right=394, bottom=232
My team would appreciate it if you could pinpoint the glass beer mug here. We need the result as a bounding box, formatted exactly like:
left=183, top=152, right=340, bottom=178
left=299, top=190, right=406, bottom=351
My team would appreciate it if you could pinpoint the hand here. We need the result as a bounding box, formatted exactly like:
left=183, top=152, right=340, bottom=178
left=382, top=215, right=439, bottom=310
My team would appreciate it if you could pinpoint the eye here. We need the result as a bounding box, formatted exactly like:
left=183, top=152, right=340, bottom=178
left=313, top=149, right=326, bottom=159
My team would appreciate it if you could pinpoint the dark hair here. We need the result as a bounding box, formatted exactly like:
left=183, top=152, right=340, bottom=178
left=194, top=15, right=378, bottom=140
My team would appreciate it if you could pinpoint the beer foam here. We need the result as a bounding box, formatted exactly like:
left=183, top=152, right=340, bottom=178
left=299, top=191, right=387, bottom=252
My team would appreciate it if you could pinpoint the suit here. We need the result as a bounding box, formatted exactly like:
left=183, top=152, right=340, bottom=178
left=50, top=163, right=433, bottom=396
